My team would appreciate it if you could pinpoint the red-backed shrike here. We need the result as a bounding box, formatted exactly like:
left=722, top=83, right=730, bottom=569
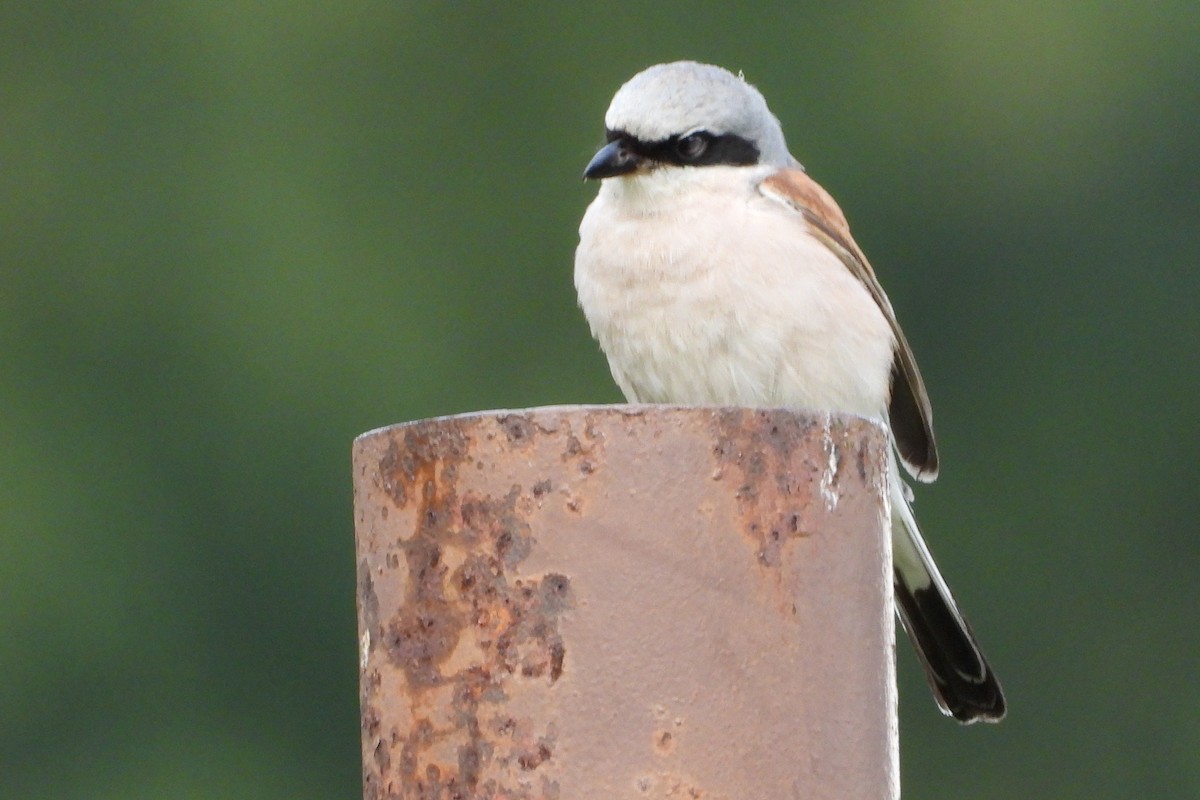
left=575, top=61, right=1004, bottom=723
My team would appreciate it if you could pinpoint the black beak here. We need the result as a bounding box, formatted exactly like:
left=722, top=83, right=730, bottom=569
left=583, top=138, right=642, bottom=180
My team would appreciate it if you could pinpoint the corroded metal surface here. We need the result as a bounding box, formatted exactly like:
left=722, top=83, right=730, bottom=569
left=353, top=406, right=895, bottom=800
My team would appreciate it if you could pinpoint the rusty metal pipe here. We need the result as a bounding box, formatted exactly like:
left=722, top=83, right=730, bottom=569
left=353, top=406, right=897, bottom=799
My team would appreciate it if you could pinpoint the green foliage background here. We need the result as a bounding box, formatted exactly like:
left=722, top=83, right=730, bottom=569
left=4, top=3, right=1198, bottom=797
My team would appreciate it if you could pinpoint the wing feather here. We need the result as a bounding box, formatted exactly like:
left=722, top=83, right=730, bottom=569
left=759, top=169, right=939, bottom=481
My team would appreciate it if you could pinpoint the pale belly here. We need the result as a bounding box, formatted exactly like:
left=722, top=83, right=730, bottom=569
left=575, top=177, right=895, bottom=420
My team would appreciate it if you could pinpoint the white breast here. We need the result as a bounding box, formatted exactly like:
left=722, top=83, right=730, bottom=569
left=574, top=166, right=895, bottom=420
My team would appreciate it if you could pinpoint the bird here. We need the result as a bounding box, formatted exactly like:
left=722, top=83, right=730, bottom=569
left=574, top=61, right=1005, bottom=723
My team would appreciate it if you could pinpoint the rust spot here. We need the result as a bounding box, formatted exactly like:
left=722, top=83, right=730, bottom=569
left=366, top=416, right=576, bottom=793
left=378, top=441, right=410, bottom=507
left=363, top=704, right=381, bottom=739
left=539, top=573, right=572, bottom=613
left=462, top=487, right=533, bottom=568
left=378, top=425, right=469, bottom=509
left=712, top=409, right=825, bottom=569
left=549, top=642, right=565, bottom=683
left=560, top=424, right=605, bottom=482
left=457, top=727, right=485, bottom=788
left=400, top=718, right=434, bottom=780
left=518, top=742, right=552, bottom=770
left=709, top=410, right=888, bottom=580
left=562, top=434, right=582, bottom=458
left=358, top=559, right=380, bottom=649
left=362, top=769, right=381, bottom=800
left=383, top=601, right=459, bottom=689
left=372, top=733, right=390, bottom=772
left=654, top=729, right=675, bottom=755
left=499, top=413, right=533, bottom=444
left=857, top=435, right=872, bottom=482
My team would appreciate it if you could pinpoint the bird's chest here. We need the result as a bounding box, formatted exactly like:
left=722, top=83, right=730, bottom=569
left=574, top=187, right=894, bottom=413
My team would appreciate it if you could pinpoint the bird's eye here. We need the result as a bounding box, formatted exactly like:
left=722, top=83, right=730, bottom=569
left=676, top=133, right=708, bottom=161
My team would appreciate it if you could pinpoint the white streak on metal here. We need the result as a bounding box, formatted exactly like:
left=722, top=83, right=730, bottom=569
left=819, top=414, right=840, bottom=511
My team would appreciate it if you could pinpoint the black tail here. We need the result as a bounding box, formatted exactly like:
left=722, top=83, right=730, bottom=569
left=891, top=485, right=1006, bottom=723
left=894, top=572, right=1006, bottom=722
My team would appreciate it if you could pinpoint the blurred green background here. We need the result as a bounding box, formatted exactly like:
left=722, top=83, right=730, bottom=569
left=4, top=2, right=1198, bottom=797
